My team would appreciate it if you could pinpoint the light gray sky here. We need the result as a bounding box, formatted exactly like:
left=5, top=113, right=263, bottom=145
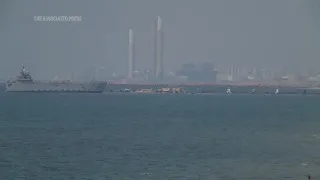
left=1, top=0, right=319, bottom=79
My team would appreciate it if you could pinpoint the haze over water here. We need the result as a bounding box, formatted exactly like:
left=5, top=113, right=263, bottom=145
left=1, top=0, right=320, bottom=79
left=0, top=92, right=320, bottom=179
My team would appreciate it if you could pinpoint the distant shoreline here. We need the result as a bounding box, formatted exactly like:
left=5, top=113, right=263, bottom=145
left=2, top=82, right=320, bottom=94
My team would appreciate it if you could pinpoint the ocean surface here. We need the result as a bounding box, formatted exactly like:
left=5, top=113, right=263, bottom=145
left=0, top=92, right=320, bottom=180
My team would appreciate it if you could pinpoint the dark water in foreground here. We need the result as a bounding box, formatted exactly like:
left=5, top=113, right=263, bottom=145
left=1, top=93, right=320, bottom=180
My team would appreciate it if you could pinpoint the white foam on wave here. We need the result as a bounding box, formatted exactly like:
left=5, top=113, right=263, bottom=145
left=312, top=134, right=320, bottom=139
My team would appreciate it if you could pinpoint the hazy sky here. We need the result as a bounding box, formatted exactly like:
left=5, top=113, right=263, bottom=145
left=1, top=0, right=319, bottom=79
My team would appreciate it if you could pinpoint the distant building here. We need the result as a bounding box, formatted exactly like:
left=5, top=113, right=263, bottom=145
left=175, top=62, right=217, bottom=83
left=217, top=73, right=229, bottom=82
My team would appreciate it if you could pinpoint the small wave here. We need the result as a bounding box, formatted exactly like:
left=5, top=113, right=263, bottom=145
left=140, top=172, right=151, bottom=176
left=312, top=134, right=320, bottom=139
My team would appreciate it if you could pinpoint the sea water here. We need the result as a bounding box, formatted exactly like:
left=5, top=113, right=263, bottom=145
left=0, top=92, right=319, bottom=179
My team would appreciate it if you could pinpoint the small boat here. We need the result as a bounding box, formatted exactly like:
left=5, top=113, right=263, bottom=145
left=226, top=87, right=232, bottom=94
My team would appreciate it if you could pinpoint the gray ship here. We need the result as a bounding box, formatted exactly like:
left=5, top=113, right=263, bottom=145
left=5, top=66, right=105, bottom=93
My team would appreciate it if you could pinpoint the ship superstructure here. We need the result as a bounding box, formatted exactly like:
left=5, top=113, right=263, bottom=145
left=5, top=66, right=105, bottom=93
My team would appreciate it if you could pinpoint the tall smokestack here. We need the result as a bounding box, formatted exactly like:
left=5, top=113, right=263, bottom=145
left=128, top=29, right=134, bottom=79
left=154, top=16, right=164, bottom=80
left=228, top=65, right=233, bottom=81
